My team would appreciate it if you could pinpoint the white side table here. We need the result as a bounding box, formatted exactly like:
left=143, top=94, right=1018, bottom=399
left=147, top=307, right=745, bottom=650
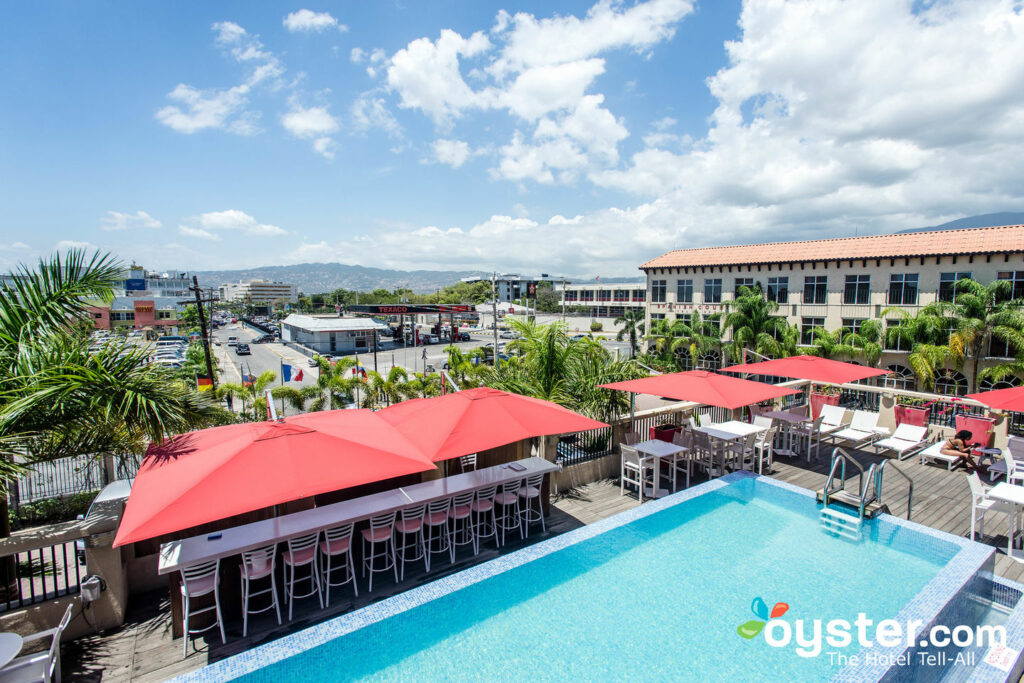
left=0, top=632, right=24, bottom=669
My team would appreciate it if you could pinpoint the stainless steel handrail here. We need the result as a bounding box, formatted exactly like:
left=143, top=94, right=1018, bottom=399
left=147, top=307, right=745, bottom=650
left=876, top=460, right=914, bottom=520
left=823, top=447, right=865, bottom=510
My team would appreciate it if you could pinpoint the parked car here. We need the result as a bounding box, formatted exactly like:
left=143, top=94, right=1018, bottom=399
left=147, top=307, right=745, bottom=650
left=570, top=334, right=593, bottom=341
left=235, top=343, right=251, bottom=355
left=227, top=336, right=238, bottom=346
left=253, top=334, right=275, bottom=344
left=457, top=331, right=471, bottom=341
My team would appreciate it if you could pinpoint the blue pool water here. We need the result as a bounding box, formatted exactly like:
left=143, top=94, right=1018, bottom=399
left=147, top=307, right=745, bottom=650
left=226, top=478, right=962, bottom=682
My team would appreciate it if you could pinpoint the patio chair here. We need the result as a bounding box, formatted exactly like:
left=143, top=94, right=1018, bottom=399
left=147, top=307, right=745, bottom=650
left=624, top=430, right=641, bottom=445
left=697, top=413, right=712, bottom=427
left=179, top=559, right=225, bottom=658
left=670, top=430, right=692, bottom=489
left=872, top=424, right=929, bottom=460
left=967, top=472, right=1015, bottom=541
left=1001, top=451, right=1024, bottom=486
left=450, top=491, right=478, bottom=553
left=425, top=498, right=454, bottom=568
left=472, top=485, right=500, bottom=550
left=459, top=453, right=477, bottom=472
left=919, top=441, right=961, bottom=470
left=752, top=415, right=774, bottom=430
left=361, top=512, right=398, bottom=592
left=789, top=416, right=824, bottom=461
left=752, top=427, right=775, bottom=474
left=394, top=505, right=427, bottom=581
left=986, top=436, right=1024, bottom=482
left=282, top=533, right=323, bottom=620
left=239, top=545, right=281, bottom=637
left=687, top=415, right=699, bottom=431
left=518, top=473, right=546, bottom=536
left=320, top=523, right=358, bottom=606
left=620, top=444, right=655, bottom=502
left=727, top=433, right=758, bottom=472
left=0, top=604, right=71, bottom=682
left=831, top=410, right=883, bottom=447
left=494, top=480, right=524, bottom=545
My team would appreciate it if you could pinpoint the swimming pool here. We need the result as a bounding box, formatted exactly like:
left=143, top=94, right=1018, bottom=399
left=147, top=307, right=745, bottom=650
left=182, top=473, right=998, bottom=682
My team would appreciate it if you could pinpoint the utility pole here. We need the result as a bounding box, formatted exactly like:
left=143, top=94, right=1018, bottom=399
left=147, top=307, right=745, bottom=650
left=184, top=276, right=217, bottom=390
left=492, top=272, right=499, bottom=362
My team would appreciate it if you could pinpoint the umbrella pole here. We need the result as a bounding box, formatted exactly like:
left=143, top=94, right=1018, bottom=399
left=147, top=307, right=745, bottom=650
left=630, top=393, right=635, bottom=429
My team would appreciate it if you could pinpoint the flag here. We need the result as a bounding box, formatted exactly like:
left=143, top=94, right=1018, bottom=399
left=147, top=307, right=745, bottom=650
left=294, top=369, right=304, bottom=382
left=281, top=363, right=292, bottom=382
left=196, top=375, right=213, bottom=392
left=242, top=373, right=255, bottom=387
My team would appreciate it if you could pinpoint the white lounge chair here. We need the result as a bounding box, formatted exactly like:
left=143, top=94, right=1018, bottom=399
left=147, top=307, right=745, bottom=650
left=872, top=424, right=929, bottom=460
left=0, top=604, right=72, bottom=683
left=831, top=410, right=884, bottom=447
left=967, top=472, right=1014, bottom=541
left=817, top=404, right=847, bottom=440
left=919, top=441, right=961, bottom=470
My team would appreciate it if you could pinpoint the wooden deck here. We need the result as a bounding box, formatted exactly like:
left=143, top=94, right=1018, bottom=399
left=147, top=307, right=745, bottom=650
left=64, top=446, right=1024, bottom=681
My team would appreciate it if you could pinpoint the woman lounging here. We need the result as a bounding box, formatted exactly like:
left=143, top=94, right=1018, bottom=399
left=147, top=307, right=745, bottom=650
left=941, top=430, right=984, bottom=474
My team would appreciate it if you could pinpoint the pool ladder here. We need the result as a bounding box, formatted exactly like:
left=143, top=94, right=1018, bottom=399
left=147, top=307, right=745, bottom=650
left=816, top=448, right=915, bottom=540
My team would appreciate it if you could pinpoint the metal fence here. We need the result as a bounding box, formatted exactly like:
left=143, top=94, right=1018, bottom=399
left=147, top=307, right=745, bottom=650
left=555, top=426, right=614, bottom=466
left=9, top=453, right=140, bottom=508
left=0, top=539, right=86, bottom=613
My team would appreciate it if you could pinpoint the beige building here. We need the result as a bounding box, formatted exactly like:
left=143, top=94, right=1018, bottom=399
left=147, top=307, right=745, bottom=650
left=556, top=282, right=647, bottom=318
left=640, top=224, right=1024, bottom=393
left=219, top=279, right=298, bottom=305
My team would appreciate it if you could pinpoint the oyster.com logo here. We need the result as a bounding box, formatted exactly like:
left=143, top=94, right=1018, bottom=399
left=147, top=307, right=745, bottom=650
left=737, top=596, right=789, bottom=639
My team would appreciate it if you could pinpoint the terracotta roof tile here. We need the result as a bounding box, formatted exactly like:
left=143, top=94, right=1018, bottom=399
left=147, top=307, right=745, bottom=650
left=640, top=224, right=1024, bottom=270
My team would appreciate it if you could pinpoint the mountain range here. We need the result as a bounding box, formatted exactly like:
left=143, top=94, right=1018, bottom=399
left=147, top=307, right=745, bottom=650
left=898, top=211, right=1024, bottom=233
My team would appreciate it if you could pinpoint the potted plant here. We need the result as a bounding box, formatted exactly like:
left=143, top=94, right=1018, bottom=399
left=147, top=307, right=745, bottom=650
left=809, top=384, right=840, bottom=419
left=955, top=413, right=996, bottom=448
left=650, top=420, right=680, bottom=442
left=894, top=396, right=930, bottom=427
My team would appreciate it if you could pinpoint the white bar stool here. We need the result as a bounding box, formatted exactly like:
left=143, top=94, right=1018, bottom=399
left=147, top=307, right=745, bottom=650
left=472, top=485, right=499, bottom=550
left=449, top=492, right=476, bottom=556
left=494, top=479, right=524, bottom=545
left=361, top=512, right=398, bottom=592
left=282, top=533, right=323, bottom=620
left=459, top=453, right=477, bottom=472
left=518, top=473, right=546, bottom=537
left=180, top=559, right=225, bottom=658
left=239, top=546, right=281, bottom=637
left=394, top=505, right=427, bottom=581
left=424, top=498, right=453, bottom=569
left=319, top=523, right=358, bottom=606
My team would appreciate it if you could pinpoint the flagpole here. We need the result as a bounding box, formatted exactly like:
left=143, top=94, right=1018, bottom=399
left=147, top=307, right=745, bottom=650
left=280, top=358, right=285, bottom=417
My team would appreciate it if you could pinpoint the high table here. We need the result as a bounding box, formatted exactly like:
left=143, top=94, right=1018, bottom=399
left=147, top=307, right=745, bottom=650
left=763, top=410, right=811, bottom=460
left=633, top=439, right=687, bottom=498
left=0, top=633, right=22, bottom=669
left=986, top=483, right=1024, bottom=562
left=696, top=421, right=768, bottom=475
left=159, top=457, right=561, bottom=636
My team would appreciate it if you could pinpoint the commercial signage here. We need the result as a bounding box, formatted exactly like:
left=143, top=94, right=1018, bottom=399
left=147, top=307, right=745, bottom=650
left=134, top=304, right=154, bottom=313
left=348, top=304, right=475, bottom=315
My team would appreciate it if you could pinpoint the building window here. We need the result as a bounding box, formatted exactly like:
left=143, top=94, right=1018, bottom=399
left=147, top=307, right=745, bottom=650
left=580, top=290, right=594, bottom=302
left=650, top=313, right=666, bottom=320
left=803, top=276, right=827, bottom=304
left=613, top=289, right=629, bottom=302
left=651, top=280, right=667, bottom=303
left=939, top=272, right=972, bottom=302
left=766, top=277, right=788, bottom=304
left=633, top=290, right=646, bottom=302
left=676, top=279, right=693, bottom=303
left=156, top=311, right=174, bottom=320
left=997, top=271, right=1024, bottom=299
left=980, top=374, right=1021, bottom=391
left=989, top=335, right=1013, bottom=358
left=934, top=369, right=968, bottom=397
left=885, top=319, right=913, bottom=351
left=734, top=278, right=756, bottom=297
left=704, top=279, right=723, bottom=303
left=883, top=365, right=917, bottom=391
left=887, top=274, right=918, bottom=305
left=697, top=352, right=720, bottom=371
left=801, top=317, right=825, bottom=345
left=564, top=291, right=578, bottom=302
left=844, top=274, right=870, bottom=304
left=94, top=312, right=103, bottom=319
left=111, top=312, right=135, bottom=321
left=841, top=318, right=866, bottom=337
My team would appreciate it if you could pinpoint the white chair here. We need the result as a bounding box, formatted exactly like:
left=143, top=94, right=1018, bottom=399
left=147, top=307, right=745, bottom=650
left=282, top=533, right=323, bottom=620
left=1002, top=451, right=1024, bottom=486
left=670, top=431, right=692, bottom=489
left=620, top=444, right=654, bottom=502
left=624, top=431, right=641, bottom=445
left=919, top=441, right=961, bottom=470
left=459, top=453, right=477, bottom=472
left=687, top=415, right=699, bottom=431
left=179, top=559, right=225, bottom=658
left=0, top=605, right=71, bottom=682
left=450, top=492, right=477, bottom=554
left=518, top=474, right=546, bottom=536
left=239, top=545, right=281, bottom=637
left=791, top=416, right=824, bottom=461
left=494, top=480, right=524, bottom=545
left=361, top=512, right=398, bottom=592
left=752, top=427, right=775, bottom=474
left=987, top=438, right=1024, bottom=481
left=818, top=405, right=847, bottom=438
left=472, top=485, right=500, bottom=550
left=752, top=415, right=774, bottom=430
left=832, top=410, right=882, bottom=447
left=697, top=413, right=712, bottom=427
left=967, top=473, right=1015, bottom=541
left=872, top=424, right=929, bottom=460
left=320, top=523, right=358, bottom=605
left=727, top=433, right=757, bottom=471
left=424, top=498, right=453, bottom=568
left=394, top=505, right=427, bottom=581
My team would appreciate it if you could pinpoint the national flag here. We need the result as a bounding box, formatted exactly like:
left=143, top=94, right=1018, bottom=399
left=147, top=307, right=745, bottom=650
left=242, top=373, right=255, bottom=387
left=281, top=363, right=292, bottom=382
left=294, top=369, right=304, bottom=382
left=196, top=375, right=213, bottom=392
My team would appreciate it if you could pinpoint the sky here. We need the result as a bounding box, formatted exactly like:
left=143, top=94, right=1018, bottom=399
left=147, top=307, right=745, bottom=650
left=2, top=0, right=1024, bottom=278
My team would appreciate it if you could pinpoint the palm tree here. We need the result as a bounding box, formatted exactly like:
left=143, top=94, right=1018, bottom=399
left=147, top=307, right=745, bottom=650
left=273, top=357, right=360, bottom=414
left=666, top=312, right=724, bottom=369
left=723, top=286, right=790, bottom=362
left=806, top=327, right=843, bottom=359
left=404, top=372, right=442, bottom=399
left=614, top=308, right=645, bottom=357
left=217, top=370, right=277, bottom=421
left=361, top=366, right=410, bottom=407
left=944, top=279, right=1024, bottom=391
left=838, top=319, right=883, bottom=367
left=882, top=305, right=959, bottom=390
left=442, top=345, right=485, bottom=387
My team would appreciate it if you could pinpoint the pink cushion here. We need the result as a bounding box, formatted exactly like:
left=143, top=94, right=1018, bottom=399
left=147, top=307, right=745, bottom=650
left=494, top=492, right=518, bottom=505
left=361, top=526, right=393, bottom=542
left=518, top=486, right=540, bottom=498
left=426, top=511, right=449, bottom=525
left=450, top=504, right=472, bottom=519
left=471, top=499, right=493, bottom=512
left=395, top=519, right=423, bottom=534
left=283, top=546, right=316, bottom=566
left=241, top=560, right=273, bottom=580
left=319, top=537, right=351, bottom=555
left=181, top=574, right=216, bottom=597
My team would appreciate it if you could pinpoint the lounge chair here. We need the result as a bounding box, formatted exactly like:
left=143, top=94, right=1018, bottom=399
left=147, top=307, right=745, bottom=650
left=967, top=472, right=1014, bottom=541
left=919, top=441, right=961, bottom=470
left=817, top=404, right=847, bottom=441
left=872, top=424, right=929, bottom=460
left=831, top=410, right=885, bottom=447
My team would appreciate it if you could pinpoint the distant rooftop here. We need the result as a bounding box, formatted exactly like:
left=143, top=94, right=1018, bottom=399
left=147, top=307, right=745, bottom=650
left=641, top=223, right=1024, bottom=270
left=281, top=314, right=387, bottom=332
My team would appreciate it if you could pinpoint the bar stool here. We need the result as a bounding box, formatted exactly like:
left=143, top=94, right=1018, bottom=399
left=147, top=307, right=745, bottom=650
left=449, top=492, right=476, bottom=556
left=518, top=474, right=545, bottom=537
left=394, top=505, right=427, bottom=581
left=180, top=559, right=225, bottom=658
left=361, top=512, right=398, bottom=592
left=239, top=546, right=281, bottom=638
left=319, top=523, right=358, bottom=606
left=460, top=453, right=477, bottom=472
left=282, top=533, right=323, bottom=620
left=424, top=498, right=453, bottom=569
left=472, top=485, right=499, bottom=550
left=494, top=479, right=523, bottom=545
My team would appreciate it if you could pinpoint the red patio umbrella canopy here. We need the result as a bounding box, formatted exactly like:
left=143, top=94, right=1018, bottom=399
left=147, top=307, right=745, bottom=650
left=966, top=387, right=1024, bottom=413
left=377, top=386, right=608, bottom=462
left=721, top=355, right=889, bottom=385
left=599, top=370, right=799, bottom=410
left=113, top=409, right=436, bottom=547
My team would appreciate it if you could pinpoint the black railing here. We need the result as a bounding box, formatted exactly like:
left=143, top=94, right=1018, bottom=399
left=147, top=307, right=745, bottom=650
left=556, top=427, right=613, bottom=466
left=0, top=540, right=86, bottom=613
left=838, top=388, right=881, bottom=412
left=10, top=453, right=140, bottom=509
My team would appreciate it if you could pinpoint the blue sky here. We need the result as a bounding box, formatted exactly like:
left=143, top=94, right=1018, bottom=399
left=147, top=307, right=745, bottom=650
left=2, top=1, right=1023, bottom=277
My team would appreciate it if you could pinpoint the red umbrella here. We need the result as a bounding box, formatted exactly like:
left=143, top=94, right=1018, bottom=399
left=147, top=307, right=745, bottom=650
left=966, top=386, right=1024, bottom=413
left=377, top=387, right=608, bottom=462
left=599, top=370, right=798, bottom=410
left=113, top=410, right=436, bottom=547
left=721, top=355, right=889, bottom=385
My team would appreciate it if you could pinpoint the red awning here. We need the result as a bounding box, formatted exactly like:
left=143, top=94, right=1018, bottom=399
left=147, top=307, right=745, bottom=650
left=599, top=370, right=799, bottom=410
left=377, top=387, right=608, bottom=462
left=721, top=356, right=889, bottom=385
left=966, top=387, right=1024, bottom=413
left=113, top=409, right=436, bottom=547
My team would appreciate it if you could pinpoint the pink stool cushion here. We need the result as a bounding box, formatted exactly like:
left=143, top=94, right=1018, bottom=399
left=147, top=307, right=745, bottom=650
left=519, top=486, right=540, bottom=498
left=361, top=526, right=393, bottom=542
left=181, top=574, right=216, bottom=597
left=283, top=546, right=316, bottom=566
left=471, top=499, right=494, bottom=512
left=395, top=519, right=424, bottom=534
left=319, top=537, right=352, bottom=555
left=426, top=511, right=449, bottom=525
left=450, top=505, right=472, bottom=519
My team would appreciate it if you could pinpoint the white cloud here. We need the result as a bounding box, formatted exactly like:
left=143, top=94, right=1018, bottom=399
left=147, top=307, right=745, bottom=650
left=178, top=225, right=222, bottom=241
left=281, top=104, right=339, bottom=138
left=350, top=47, right=365, bottom=63
left=350, top=95, right=403, bottom=138
left=313, top=137, right=337, bottom=160
left=432, top=139, right=470, bottom=168
left=500, top=59, right=606, bottom=120
left=0, top=242, right=29, bottom=251
left=55, top=240, right=96, bottom=251
left=179, top=210, right=287, bottom=240
left=100, top=210, right=162, bottom=231
left=284, top=9, right=347, bottom=33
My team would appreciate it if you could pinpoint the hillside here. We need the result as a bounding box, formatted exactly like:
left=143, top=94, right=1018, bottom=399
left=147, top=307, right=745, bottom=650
left=196, top=263, right=491, bottom=294
left=898, top=212, right=1024, bottom=233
